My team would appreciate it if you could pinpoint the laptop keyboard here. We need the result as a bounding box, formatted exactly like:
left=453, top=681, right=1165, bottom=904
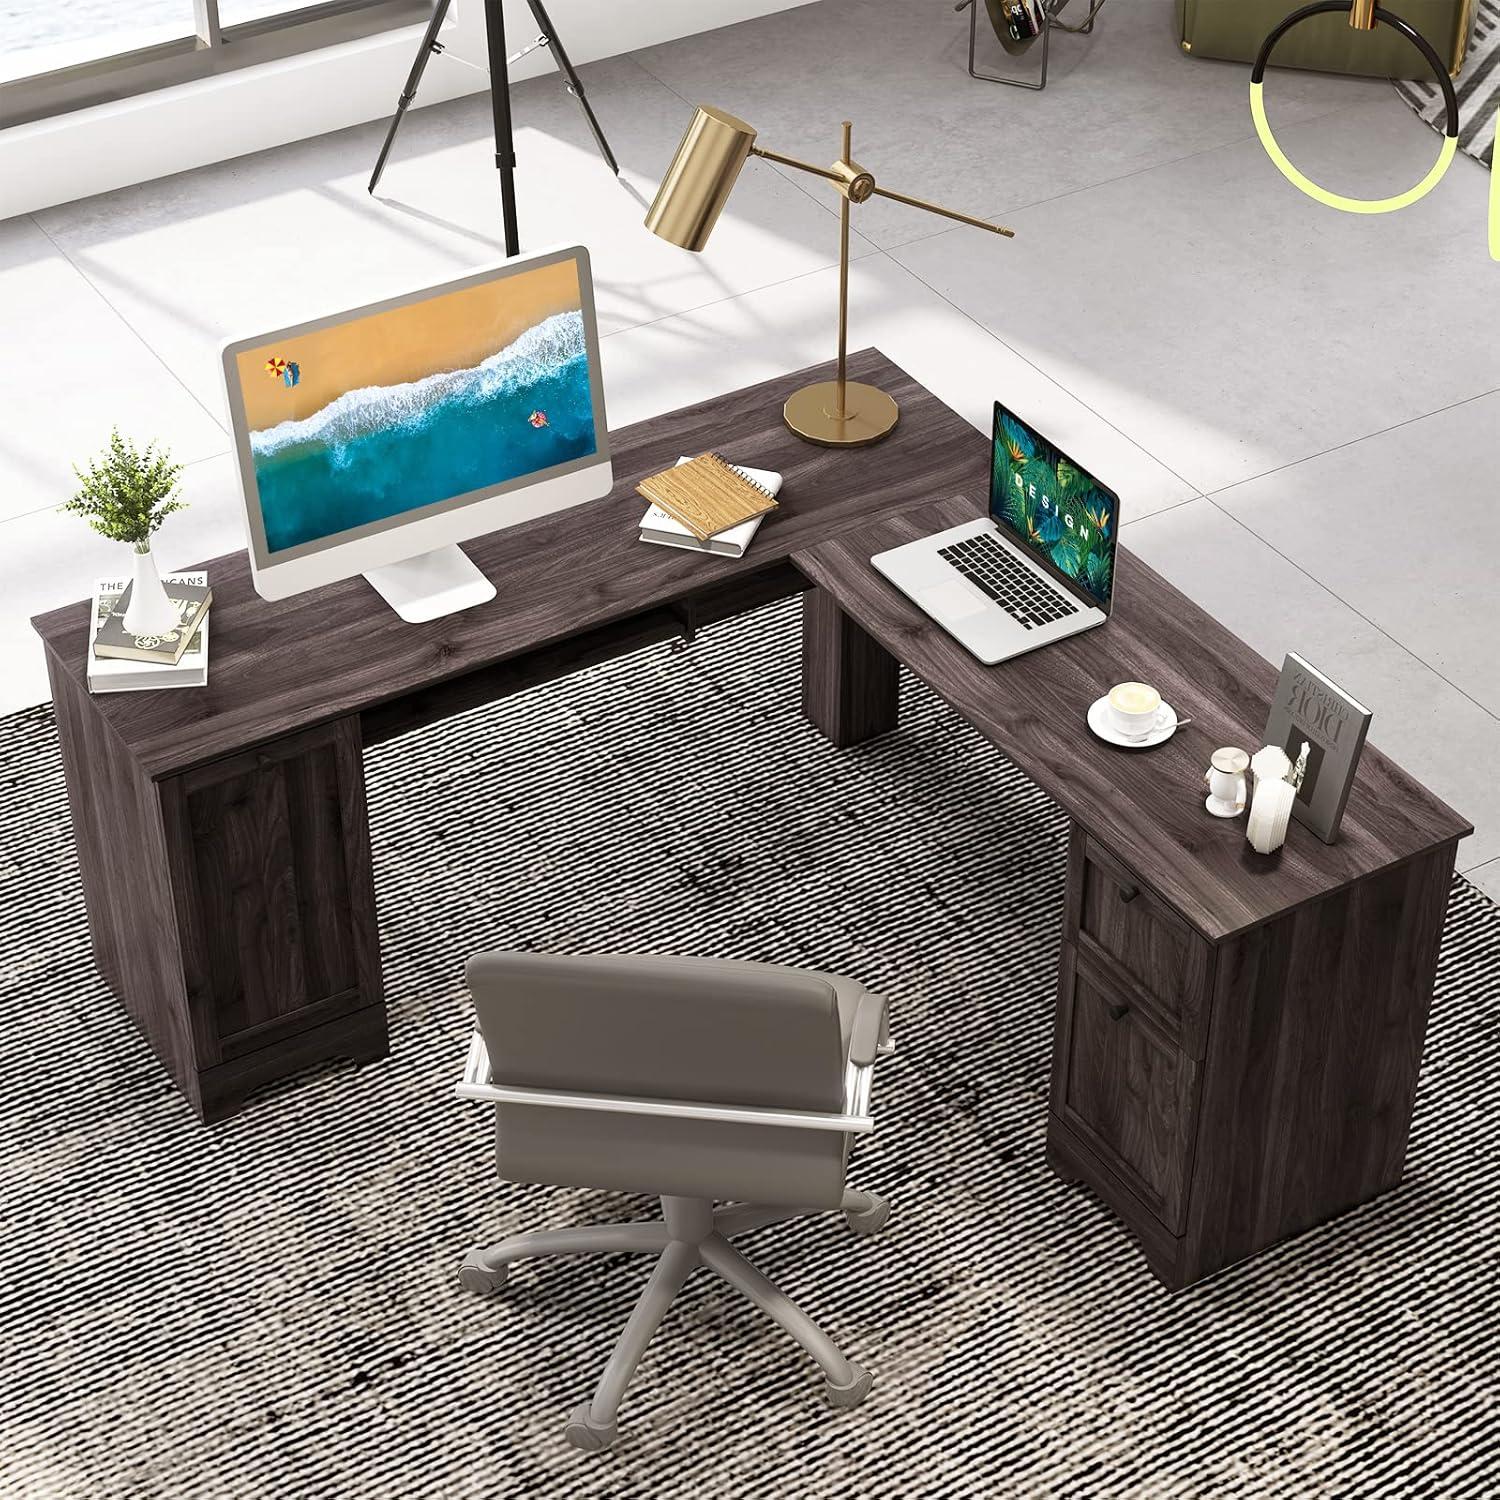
left=937, top=532, right=1081, bottom=631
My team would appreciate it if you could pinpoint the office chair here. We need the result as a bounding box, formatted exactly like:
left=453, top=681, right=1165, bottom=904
left=456, top=952, right=893, bottom=1450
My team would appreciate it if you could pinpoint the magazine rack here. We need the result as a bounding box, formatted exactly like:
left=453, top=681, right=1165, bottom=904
left=955, top=0, right=1110, bottom=91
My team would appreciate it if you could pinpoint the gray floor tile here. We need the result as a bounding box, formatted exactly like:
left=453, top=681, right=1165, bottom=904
left=1126, top=498, right=1496, bottom=868
left=891, top=98, right=1500, bottom=496
left=631, top=0, right=1389, bottom=247
left=1468, top=859, right=1500, bottom=903
left=600, top=251, right=1198, bottom=520
left=1214, top=390, right=1500, bottom=719
left=0, top=217, right=227, bottom=526
left=32, top=56, right=875, bottom=426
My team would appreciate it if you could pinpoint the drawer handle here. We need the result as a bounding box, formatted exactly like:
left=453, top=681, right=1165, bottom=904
left=1107, top=1002, right=1130, bottom=1021
left=1118, top=884, right=1140, bottom=904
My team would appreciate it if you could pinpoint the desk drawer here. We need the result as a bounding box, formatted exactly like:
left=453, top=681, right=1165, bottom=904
left=1051, top=944, right=1199, bottom=1235
left=1074, top=835, right=1212, bottom=1055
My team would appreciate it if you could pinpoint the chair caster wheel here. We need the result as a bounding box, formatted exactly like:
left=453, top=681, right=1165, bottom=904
left=825, top=1362, right=873, bottom=1409
left=458, top=1249, right=508, bottom=1295
left=564, top=1403, right=617, bottom=1451
left=844, top=1192, right=889, bottom=1236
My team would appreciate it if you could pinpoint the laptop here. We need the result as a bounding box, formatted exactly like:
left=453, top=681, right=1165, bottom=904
left=871, top=400, right=1118, bottom=665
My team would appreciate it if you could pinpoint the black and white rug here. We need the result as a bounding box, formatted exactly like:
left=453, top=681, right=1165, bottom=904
left=2, top=599, right=1497, bottom=1498
left=1397, top=0, right=1500, bottom=166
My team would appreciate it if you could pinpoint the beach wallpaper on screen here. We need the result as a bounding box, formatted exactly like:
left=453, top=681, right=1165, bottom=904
left=236, top=261, right=596, bottom=554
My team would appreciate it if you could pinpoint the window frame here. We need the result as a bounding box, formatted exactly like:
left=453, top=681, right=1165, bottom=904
left=1, top=0, right=430, bottom=130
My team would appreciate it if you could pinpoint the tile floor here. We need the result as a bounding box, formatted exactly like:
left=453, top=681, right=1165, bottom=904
left=2, top=0, right=1496, bottom=885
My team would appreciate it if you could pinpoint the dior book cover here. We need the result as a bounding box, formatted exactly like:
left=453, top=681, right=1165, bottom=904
left=1262, top=652, right=1372, bottom=844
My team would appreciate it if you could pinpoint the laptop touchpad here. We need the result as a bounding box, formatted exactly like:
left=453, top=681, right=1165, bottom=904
left=927, top=580, right=991, bottom=621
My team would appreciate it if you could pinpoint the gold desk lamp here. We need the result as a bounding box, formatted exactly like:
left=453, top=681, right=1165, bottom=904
left=645, top=107, right=1014, bottom=447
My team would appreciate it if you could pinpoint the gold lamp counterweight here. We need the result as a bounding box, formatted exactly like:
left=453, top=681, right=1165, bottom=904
left=645, top=106, right=1013, bottom=447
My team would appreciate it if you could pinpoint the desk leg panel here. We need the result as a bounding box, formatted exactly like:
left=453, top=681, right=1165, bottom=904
left=801, top=588, right=899, bottom=748
left=1182, top=839, right=1458, bottom=1281
left=45, top=656, right=199, bottom=1106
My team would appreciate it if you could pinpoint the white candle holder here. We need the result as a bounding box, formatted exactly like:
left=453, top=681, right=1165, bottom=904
left=1245, top=742, right=1310, bottom=855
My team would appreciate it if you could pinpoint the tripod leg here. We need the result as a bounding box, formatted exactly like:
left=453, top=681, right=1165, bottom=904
left=368, top=0, right=453, bottom=194
left=527, top=0, right=620, bottom=176
left=484, top=0, right=521, bottom=255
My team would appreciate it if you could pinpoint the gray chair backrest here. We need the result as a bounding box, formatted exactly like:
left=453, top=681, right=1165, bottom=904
left=467, top=952, right=845, bottom=1112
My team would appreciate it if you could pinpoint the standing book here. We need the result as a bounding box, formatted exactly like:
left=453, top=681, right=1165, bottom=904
left=1261, top=652, right=1371, bottom=844
left=639, top=459, right=783, bottom=557
left=87, top=574, right=210, bottom=693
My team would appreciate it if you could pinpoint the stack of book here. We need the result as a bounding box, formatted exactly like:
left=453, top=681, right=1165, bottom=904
left=637, top=454, right=784, bottom=559
left=88, top=572, right=212, bottom=694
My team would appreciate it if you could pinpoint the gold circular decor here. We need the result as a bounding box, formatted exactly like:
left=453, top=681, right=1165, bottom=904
left=1251, top=2, right=1460, bottom=216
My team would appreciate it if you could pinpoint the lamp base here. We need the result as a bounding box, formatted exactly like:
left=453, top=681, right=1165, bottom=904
left=783, top=380, right=899, bottom=447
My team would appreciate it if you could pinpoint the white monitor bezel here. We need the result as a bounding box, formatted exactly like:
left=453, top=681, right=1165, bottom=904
left=221, top=244, right=612, bottom=601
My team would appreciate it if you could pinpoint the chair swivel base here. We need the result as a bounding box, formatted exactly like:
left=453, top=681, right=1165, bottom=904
left=460, top=1188, right=888, bottom=1450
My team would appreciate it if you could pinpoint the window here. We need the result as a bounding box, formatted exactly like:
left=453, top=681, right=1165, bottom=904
left=0, top=0, right=428, bottom=127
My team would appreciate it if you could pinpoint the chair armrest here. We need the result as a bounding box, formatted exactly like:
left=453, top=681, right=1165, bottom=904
left=456, top=1033, right=873, bottom=1134
left=848, top=988, right=890, bottom=1066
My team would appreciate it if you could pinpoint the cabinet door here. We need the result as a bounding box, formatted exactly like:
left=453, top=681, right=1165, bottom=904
left=161, top=717, right=382, bottom=1066
left=1052, top=946, right=1200, bottom=1233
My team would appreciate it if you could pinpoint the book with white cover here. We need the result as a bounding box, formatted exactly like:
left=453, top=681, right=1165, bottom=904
left=639, top=458, right=783, bottom=558
left=88, top=574, right=210, bottom=693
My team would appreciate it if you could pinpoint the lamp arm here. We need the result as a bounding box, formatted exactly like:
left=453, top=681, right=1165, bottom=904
left=749, top=145, right=1013, bottom=237
left=749, top=144, right=845, bottom=184
left=868, top=184, right=1015, bottom=237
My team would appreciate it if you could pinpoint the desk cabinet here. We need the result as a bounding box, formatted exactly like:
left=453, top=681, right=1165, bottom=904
left=47, top=649, right=387, bottom=1123
left=1047, top=823, right=1457, bottom=1289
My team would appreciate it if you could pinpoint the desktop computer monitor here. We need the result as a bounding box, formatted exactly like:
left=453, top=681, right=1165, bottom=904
left=222, top=245, right=611, bottom=622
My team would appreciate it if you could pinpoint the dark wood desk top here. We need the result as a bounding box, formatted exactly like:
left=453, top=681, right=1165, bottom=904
left=34, top=349, right=980, bottom=779
left=793, top=494, right=1471, bottom=942
left=35, top=346, right=1469, bottom=942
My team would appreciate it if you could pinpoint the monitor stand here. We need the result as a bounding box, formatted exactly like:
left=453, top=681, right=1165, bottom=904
left=364, top=544, right=498, bottom=623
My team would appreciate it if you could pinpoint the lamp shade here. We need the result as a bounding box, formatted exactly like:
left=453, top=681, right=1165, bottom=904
left=645, top=105, right=757, bottom=251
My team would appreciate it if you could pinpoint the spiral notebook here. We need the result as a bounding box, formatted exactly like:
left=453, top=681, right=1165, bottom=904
left=639, top=459, right=783, bottom=558
left=635, top=451, right=779, bottom=541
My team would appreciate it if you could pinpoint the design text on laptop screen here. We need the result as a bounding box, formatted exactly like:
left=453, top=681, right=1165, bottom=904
left=990, top=407, right=1117, bottom=609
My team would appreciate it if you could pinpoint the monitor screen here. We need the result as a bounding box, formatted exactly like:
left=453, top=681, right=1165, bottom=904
left=989, top=401, right=1118, bottom=610
left=229, top=256, right=601, bottom=559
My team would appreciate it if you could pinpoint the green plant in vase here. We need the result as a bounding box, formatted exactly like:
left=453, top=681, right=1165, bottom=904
left=62, top=429, right=187, bottom=637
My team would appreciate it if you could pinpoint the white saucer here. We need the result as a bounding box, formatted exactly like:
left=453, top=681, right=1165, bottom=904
left=1086, top=696, right=1179, bottom=749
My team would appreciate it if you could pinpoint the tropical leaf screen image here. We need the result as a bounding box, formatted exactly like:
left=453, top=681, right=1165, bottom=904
left=992, top=410, right=1116, bottom=607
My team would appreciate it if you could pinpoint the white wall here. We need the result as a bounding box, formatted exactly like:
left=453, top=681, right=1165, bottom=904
left=0, top=0, right=813, bottom=219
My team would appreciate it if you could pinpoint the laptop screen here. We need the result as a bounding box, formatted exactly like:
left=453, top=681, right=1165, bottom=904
left=989, top=401, right=1119, bottom=611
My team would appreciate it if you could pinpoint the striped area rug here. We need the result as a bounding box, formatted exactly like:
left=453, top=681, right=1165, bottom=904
left=1397, top=0, right=1500, bottom=165
left=2, top=598, right=1496, bottom=1498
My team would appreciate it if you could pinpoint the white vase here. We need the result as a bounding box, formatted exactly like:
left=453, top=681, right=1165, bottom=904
left=123, top=545, right=181, bottom=638
left=1246, top=773, right=1295, bottom=855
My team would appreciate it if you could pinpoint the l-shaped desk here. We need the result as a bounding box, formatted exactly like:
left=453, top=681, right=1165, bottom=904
left=34, top=350, right=1471, bottom=1289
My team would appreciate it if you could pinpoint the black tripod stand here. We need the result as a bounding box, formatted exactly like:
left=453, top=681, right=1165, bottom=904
left=367, top=0, right=618, bottom=257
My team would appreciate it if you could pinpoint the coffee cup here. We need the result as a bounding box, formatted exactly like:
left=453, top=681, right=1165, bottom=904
left=1107, top=681, right=1162, bottom=738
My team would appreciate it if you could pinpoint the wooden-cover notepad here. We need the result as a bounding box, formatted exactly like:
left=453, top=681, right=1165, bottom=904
left=635, top=452, right=779, bottom=541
